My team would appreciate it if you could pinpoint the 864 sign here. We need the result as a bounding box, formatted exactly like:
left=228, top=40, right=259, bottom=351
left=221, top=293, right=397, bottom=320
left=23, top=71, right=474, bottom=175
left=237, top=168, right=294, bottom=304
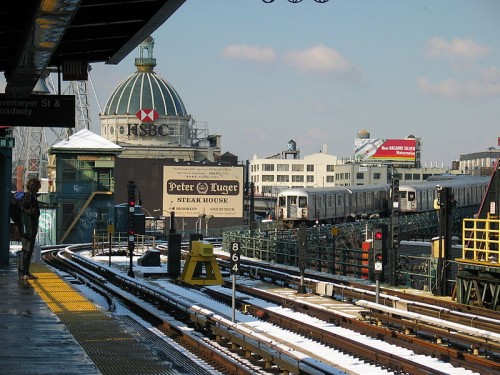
left=230, top=241, right=241, bottom=274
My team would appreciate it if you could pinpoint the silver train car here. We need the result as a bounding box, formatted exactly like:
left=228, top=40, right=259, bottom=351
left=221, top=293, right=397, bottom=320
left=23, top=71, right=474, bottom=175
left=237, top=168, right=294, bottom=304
left=277, top=176, right=489, bottom=225
left=399, top=176, right=489, bottom=213
left=277, top=185, right=390, bottom=224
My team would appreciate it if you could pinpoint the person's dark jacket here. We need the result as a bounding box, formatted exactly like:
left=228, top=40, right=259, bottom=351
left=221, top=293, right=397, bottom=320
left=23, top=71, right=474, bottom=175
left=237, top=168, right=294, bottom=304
left=20, top=192, right=40, bottom=239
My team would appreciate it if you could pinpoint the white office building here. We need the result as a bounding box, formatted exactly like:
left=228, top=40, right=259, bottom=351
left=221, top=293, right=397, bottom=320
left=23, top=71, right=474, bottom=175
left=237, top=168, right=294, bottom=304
left=250, top=141, right=451, bottom=196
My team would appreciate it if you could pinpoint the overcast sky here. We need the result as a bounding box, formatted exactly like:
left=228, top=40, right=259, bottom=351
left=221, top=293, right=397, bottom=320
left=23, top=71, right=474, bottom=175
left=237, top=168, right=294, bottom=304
left=3, top=0, right=500, bottom=166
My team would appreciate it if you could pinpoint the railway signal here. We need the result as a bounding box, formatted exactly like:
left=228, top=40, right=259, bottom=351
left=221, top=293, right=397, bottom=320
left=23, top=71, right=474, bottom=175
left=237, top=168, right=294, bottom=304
left=373, top=230, right=384, bottom=271
left=372, top=225, right=387, bottom=303
left=372, top=225, right=387, bottom=274
left=127, top=181, right=136, bottom=277
left=391, top=175, right=401, bottom=250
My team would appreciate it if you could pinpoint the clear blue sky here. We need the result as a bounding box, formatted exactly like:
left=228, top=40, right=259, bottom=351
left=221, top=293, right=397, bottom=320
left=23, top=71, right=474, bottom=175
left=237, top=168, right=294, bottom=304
left=6, top=0, right=500, bottom=166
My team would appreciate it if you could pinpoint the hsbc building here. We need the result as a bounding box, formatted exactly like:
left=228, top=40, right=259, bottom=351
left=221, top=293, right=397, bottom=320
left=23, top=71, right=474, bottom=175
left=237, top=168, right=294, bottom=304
left=99, top=36, right=221, bottom=160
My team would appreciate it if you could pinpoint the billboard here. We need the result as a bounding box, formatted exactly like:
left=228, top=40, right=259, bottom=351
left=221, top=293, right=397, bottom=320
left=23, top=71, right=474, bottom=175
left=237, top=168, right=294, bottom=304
left=163, top=165, right=244, bottom=218
left=354, top=138, right=416, bottom=163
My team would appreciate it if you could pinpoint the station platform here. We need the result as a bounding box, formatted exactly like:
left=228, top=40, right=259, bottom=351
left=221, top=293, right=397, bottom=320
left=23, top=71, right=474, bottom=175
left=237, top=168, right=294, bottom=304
left=0, top=261, right=100, bottom=375
left=0, top=257, right=201, bottom=375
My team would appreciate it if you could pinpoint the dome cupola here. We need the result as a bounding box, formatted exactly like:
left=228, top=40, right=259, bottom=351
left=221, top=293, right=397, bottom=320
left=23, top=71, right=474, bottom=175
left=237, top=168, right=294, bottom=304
left=102, top=37, right=187, bottom=117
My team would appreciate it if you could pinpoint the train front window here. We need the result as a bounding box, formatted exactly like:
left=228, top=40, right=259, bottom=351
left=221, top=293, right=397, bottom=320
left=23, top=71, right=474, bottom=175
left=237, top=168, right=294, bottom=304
left=299, top=196, right=307, bottom=208
left=408, top=192, right=416, bottom=201
left=279, top=196, right=285, bottom=206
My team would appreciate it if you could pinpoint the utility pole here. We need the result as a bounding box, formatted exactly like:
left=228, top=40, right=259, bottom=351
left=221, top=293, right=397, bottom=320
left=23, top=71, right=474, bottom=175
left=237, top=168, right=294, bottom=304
left=435, top=186, right=453, bottom=296
left=297, top=223, right=308, bottom=294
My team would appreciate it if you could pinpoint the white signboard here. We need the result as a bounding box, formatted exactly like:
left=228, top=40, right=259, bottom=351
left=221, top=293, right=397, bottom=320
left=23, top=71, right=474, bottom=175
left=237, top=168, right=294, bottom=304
left=163, top=165, right=244, bottom=218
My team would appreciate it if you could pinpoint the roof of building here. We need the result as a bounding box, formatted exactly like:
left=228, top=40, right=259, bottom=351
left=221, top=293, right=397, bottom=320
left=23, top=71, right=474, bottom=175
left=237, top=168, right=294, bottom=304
left=49, top=129, right=123, bottom=153
left=102, top=37, right=187, bottom=117
left=1, top=1, right=186, bottom=97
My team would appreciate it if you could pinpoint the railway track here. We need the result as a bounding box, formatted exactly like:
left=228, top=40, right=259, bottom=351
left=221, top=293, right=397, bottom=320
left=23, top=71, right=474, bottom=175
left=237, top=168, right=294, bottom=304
left=216, top=259, right=500, bottom=374
left=38, top=244, right=492, bottom=374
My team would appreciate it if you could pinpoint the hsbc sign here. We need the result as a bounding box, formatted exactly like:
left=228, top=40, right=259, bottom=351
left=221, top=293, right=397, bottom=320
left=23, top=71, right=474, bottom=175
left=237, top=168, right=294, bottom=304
left=135, top=108, right=159, bottom=122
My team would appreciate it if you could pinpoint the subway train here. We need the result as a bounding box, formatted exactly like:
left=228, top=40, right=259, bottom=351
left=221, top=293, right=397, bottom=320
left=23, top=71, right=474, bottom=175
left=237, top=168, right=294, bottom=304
left=399, top=176, right=489, bottom=213
left=276, top=176, right=489, bottom=225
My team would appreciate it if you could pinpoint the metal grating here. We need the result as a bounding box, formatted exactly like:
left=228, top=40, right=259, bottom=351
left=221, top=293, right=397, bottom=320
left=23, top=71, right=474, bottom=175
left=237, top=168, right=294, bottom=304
left=27, top=264, right=175, bottom=375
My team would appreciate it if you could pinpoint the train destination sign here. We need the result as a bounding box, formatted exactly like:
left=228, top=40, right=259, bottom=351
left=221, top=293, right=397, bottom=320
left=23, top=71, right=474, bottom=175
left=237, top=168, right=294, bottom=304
left=0, top=94, right=75, bottom=128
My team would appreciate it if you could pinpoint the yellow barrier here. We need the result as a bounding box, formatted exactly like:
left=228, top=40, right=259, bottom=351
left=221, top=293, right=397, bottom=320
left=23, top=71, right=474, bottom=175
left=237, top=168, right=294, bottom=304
left=461, top=215, right=500, bottom=265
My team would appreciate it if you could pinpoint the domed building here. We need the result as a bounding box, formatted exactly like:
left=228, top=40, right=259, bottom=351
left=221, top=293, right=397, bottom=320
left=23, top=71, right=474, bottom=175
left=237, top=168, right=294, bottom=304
left=100, top=37, right=221, bottom=161
left=97, top=37, right=239, bottom=231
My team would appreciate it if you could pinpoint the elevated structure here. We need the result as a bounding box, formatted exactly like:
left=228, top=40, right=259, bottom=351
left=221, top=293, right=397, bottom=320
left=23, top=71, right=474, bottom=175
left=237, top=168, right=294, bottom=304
left=455, top=156, right=500, bottom=309
left=1, top=1, right=186, bottom=97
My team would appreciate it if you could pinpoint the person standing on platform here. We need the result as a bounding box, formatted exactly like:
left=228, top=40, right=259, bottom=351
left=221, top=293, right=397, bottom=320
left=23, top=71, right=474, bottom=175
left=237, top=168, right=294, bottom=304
left=18, top=178, right=41, bottom=280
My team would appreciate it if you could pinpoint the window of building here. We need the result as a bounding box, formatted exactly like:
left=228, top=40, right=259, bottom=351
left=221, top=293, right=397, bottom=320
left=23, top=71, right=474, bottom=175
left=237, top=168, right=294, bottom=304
left=61, top=203, right=75, bottom=230
left=307, top=175, right=314, bottom=183
left=62, top=157, right=76, bottom=181
left=327, top=165, right=335, bottom=172
left=79, top=160, right=94, bottom=181
left=277, top=175, right=289, bottom=182
left=292, top=175, right=304, bottom=182
left=263, top=164, right=275, bottom=171
left=277, top=164, right=289, bottom=172
left=356, top=172, right=364, bottom=180
left=262, top=175, right=274, bottom=182
left=326, top=176, right=334, bottom=183
left=307, top=164, right=314, bottom=172
left=405, top=173, right=413, bottom=180
left=373, top=173, right=381, bottom=180
left=292, top=164, right=304, bottom=172
left=262, top=186, right=273, bottom=195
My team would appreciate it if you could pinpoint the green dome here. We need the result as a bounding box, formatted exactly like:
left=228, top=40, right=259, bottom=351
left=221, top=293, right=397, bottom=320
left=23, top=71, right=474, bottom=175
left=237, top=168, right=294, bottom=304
left=103, top=37, right=187, bottom=117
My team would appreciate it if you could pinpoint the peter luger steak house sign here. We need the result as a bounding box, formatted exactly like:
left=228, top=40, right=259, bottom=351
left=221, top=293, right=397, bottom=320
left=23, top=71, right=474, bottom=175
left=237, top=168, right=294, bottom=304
left=163, top=166, right=244, bottom=218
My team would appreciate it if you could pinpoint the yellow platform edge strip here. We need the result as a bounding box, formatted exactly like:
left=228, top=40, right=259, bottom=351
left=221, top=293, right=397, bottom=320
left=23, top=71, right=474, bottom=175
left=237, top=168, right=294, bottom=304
left=27, top=264, right=99, bottom=313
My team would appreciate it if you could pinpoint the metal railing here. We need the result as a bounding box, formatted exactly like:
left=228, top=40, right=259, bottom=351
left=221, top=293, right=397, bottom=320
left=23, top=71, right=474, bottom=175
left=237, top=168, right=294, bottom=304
left=92, top=232, right=157, bottom=256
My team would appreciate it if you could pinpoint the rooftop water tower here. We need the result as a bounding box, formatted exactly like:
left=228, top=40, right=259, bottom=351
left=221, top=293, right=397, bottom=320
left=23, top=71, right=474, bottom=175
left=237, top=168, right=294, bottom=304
left=282, top=140, right=300, bottom=159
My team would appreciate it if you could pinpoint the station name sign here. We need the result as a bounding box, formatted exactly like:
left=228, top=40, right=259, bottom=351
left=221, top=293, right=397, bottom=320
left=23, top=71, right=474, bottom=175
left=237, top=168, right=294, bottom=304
left=0, top=94, right=75, bottom=128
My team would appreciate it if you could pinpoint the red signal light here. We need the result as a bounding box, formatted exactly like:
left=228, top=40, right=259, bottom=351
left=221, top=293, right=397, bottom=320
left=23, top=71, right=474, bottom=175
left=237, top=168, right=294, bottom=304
left=374, top=231, right=383, bottom=240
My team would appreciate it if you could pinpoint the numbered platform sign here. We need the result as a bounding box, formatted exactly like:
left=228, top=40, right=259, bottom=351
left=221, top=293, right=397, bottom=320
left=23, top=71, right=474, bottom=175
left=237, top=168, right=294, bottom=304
left=230, top=241, right=241, bottom=275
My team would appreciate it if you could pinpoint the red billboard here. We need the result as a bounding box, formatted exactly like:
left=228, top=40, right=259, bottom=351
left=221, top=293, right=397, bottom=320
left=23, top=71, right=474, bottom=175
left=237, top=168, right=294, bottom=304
left=354, top=138, right=416, bottom=162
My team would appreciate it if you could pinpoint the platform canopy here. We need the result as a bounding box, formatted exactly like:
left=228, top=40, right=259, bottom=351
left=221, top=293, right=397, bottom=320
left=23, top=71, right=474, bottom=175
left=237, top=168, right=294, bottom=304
left=0, top=0, right=186, bottom=97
